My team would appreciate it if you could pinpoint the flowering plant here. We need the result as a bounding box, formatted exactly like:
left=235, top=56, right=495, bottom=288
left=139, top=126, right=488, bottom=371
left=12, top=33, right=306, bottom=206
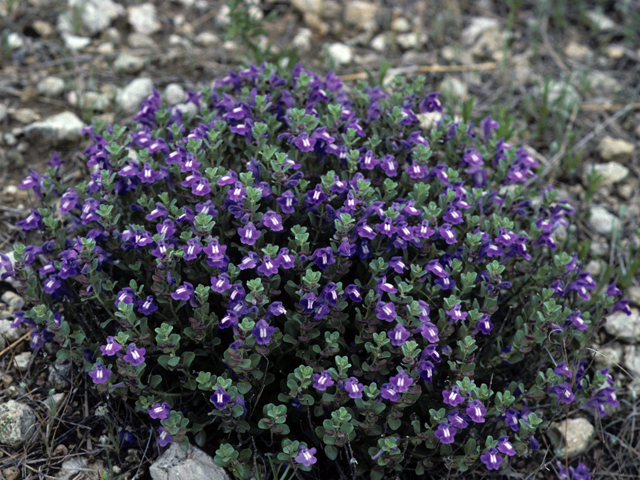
left=7, top=63, right=628, bottom=479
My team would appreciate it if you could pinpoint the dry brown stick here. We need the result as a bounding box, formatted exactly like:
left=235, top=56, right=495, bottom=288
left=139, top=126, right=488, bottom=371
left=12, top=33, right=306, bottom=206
left=547, top=102, right=580, bottom=185
left=0, top=332, right=31, bottom=358
left=540, top=16, right=570, bottom=74
left=339, top=62, right=500, bottom=81
left=581, top=102, right=640, bottom=112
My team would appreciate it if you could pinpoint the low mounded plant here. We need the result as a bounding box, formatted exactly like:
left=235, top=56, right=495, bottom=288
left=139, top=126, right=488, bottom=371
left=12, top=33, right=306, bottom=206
left=4, top=63, right=629, bottom=479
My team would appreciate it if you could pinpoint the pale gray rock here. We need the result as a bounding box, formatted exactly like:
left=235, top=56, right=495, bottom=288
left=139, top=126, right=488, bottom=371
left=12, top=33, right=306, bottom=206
left=370, top=33, right=387, bottom=52
left=586, top=10, right=617, bottom=31
left=585, top=259, right=602, bottom=277
left=438, top=76, right=468, bottom=101
left=68, top=0, right=124, bottom=35
left=0, top=252, right=20, bottom=289
left=164, top=84, right=187, bottom=106
left=344, top=0, right=378, bottom=32
left=57, top=457, right=102, bottom=480
left=117, top=78, right=153, bottom=113
left=37, top=76, right=65, bottom=98
left=6, top=32, right=24, bottom=50
left=327, top=43, right=353, bottom=65
left=564, top=41, right=592, bottom=60
left=461, top=17, right=499, bottom=45
left=0, top=401, right=36, bottom=447
left=397, top=32, right=426, bottom=50
left=471, top=28, right=506, bottom=60
left=624, top=345, right=640, bottom=375
left=13, top=352, right=32, bottom=372
left=114, top=52, right=146, bottom=74
left=588, top=206, right=622, bottom=236
left=1, top=291, right=24, bottom=311
left=0, top=319, right=21, bottom=343
left=128, top=3, right=161, bottom=35
left=0, top=104, right=7, bottom=123
left=292, top=28, right=312, bottom=52
left=598, top=136, right=634, bottom=164
left=128, top=33, right=157, bottom=49
left=292, top=0, right=323, bottom=16
left=175, top=102, right=198, bottom=119
left=588, top=71, right=622, bottom=95
left=391, top=17, right=411, bottom=33
left=23, top=111, right=86, bottom=145
left=48, top=360, right=73, bottom=390
left=12, top=108, right=40, bottom=124
left=590, top=241, right=609, bottom=257
left=33, top=20, right=55, bottom=38
left=61, top=34, right=91, bottom=50
left=627, top=286, right=640, bottom=306
left=150, top=443, right=229, bottom=480
left=537, top=81, right=582, bottom=108
left=582, top=162, right=629, bottom=187
left=216, top=4, right=231, bottom=27
left=195, top=32, right=218, bottom=47
left=418, top=112, right=444, bottom=131
left=548, top=418, right=594, bottom=458
left=592, top=343, right=622, bottom=370
left=80, top=92, right=111, bottom=112
left=606, top=308, right=640, bottom=342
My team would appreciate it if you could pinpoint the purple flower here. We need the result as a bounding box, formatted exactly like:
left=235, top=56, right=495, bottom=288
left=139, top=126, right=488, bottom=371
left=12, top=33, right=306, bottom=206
left=311, top=247, right=335, bottom=270
left=182, top=239, right=203, bottom=261
left=376, top=301, right=397, bottom=322
left=305, top=185, right=327, bottom=205
left=443, top=206, right=463, bottom=225
left=100, top=337, right=122, bottom=356
left=211, top=274, right=232, bottom=293
left=43, top=275, right=63, bottom=294
left=607, top=282, right=622, bottom=297
left=275, top=248, right=295, bottom=269
left=252, top=319, right=275, bottom=345
left=434, top=422, right=456, bottom=444
left=380, top=383, right=401, bottom=402
left=419, top=92, right=442, bottom=113
left=17, top=209, right=42, bottom=231
left=359, top=150, right=379, bottom=170
left=388, top=256, right=408, bottom=274
left=463, top=148, right=483, bottom=166
left=88, top=363, right=112, bottom=384
left=426, top=259, right=448, bottom=278
left=261, top=211, right=284, bottom=231
left=414, top=220, right=434, bottom=239
left=612, top=298, right=632, bottom=316
left=171, top=282, right=194, bottom=301
left=380, top=155, right=398, bottom=176
left=389, top=324, right=410, bottom=346
left=504, top=409, right=520, bottom=431
left=219, top=311, right=238, bottom=330
left=480, top=447, right=503, bottom=470
left=497, top=436, right=516, bottom=456
left=549, top=383, right=574, bottom=404
left=148, top=402, right=171, bottom=420
left=438, top=224, right=457, bottom=244
left=554, top=362, right=573, bottom=379
left=477, top=314, right=493, bottom=334
left=137, top=296, right=158, bottom=315
left=294, top=132, right=316, bottom=152
left=467, top=400, right=487, bottom=423
left=557, top=462, right=591, bottom=480
left=447, top=410, right=468, bottom=429
left=257, top=255, right=279, bottom=276
left=443, top=386, right=465, bottom=407
left=480, top=116, right=500, bottom=142
left=211, top=386, right=231, bottom=409
left=446, top=304, right=468, bottom=322
left=416, top=322, right=439, bottom=343
left=191, top=177, right=212, bottom=196
left=276, top=190, right=298, bottom=213
left=344, top=377, right=364, bottom=399
left=313, top=370, right=334, bottom=391
left=59, top=189, right=79, bottom=214
left=390, top=370, right=413, bottom=392
left=375, top=218, right=397, bottom=237
left=137, top=163, right=162, bottom=183
left=115, top=287, right=136, bottom=307
left=157, top=426, right=172, bottom=447
left=123, top=344, right=146, bottom=366
left=295, top=446, right=317, bottom=467
left=238, top=222, right=261, bottom=246
left=345, top=284, right=362, bottom=302
left=238, top=252, right=260, bottom=270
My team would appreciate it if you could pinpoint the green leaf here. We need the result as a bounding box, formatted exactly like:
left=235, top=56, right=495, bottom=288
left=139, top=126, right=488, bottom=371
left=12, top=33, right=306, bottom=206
left=324, top=444, right=338, bottom=460
left=149, top=375, right=163, bottom=389
left=181, top=351, right=196, bottom=369
left=387, top=417, right=401, bottom=431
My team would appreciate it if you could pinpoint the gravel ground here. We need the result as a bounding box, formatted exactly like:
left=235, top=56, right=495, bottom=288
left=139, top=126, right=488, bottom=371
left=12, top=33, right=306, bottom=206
left=1, top=0, right=640, bottom=479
